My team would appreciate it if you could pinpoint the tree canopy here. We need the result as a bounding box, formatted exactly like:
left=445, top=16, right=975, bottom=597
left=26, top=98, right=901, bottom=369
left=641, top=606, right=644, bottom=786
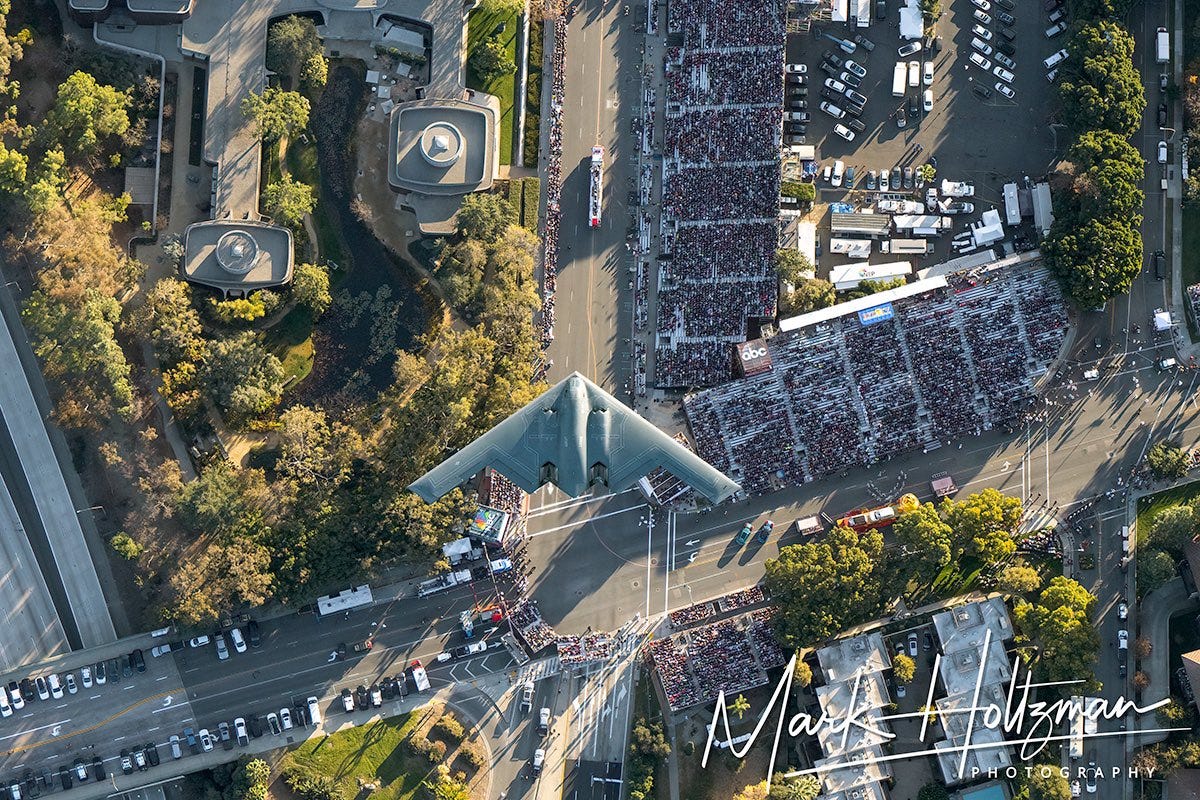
left=764, top=525, right=885, bottom=648
left=266, top=16, right=328, bottom=92
left=262, top=174, right=316, bottom=228
left=1138, top=549, right=1177, bottom=596
left=893, top=653, right=916, bottom=683
left=1059, top=22, right=1145, bottom=139
left=1013, top=576, right=1099, bottom=689
left=1148, top=506, right=1198, bottom=555
left=201, top=332, right=286, bottom=423
left=47, top=71, right=131, bottom=158
left=291, top=263, right=332, bottom=317
left=1148, top=440, right=1191, bottom=480
left=997, top=564, right=1043, bottom=595
left=894, top=501, right=954, bottom=582
left=469, top=37, right=516, bottom=84
left=1043, top=214, right=1142, bottom=311
left=774, top=248, right=812, bottom=287
left=941, top=487, right=1021, bottom=563
left=241, top=87, right=310, bottom=141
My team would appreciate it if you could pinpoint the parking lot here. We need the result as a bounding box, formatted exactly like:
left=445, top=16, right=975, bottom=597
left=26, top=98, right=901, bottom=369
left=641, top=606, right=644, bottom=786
left=784, top=0, right=1073, bottom=265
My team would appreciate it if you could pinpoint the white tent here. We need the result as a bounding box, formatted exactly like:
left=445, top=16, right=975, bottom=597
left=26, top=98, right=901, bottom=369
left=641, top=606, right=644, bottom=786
left=1154, top=310, right=1172, bottom=332
left=899, top=4, right=923, bottom=39
left=830, top=238, right=874, bottom=259
left=971, top=209, right=1005, bottom=247
left=831, top=0, right=849, bottom=22
left=830, top=260, right=912, bottom=290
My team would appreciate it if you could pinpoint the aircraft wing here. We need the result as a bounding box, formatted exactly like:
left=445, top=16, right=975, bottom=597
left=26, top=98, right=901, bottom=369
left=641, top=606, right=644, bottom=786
left=407, top=402, right=554, bottom=503
left=585, top=382, right=740, bottom=504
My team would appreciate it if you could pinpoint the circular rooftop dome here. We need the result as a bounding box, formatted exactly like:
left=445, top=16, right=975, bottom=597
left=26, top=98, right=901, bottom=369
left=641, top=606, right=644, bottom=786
left=215, top=229, right=261, bottom=276
left=419, top=121, right=464, bottom=168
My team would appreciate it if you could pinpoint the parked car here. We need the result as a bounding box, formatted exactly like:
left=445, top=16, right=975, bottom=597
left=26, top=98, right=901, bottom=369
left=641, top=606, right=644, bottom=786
left=91, top=759, right=104, bottom=783
left=922, top=61, right=933, bottom=85
left=969, top=52, right=993, bottom=71
left=972, top=24, right=993, bottom=40
left=998, top=10, right=1016, bottom=25
left=896, top=106, right=907, bottom=128
left=994, top=66, right=1015, bottom=83
left=79, top=667, right=91, bottom=690
left=903, top=166, right=914, bottom=189
left=280, top=708, right=294, bottom=730
left=230, top=628, right=247, bottom=654
left=844, top=59, right=867, bottom=77
left=839, top=71, right=863, bottom=89
left=1118, top=602, right=1128, bottom=620
left=972, top=38, right=993, bottom=55
left=994, top=82, right=1015, bottom=99
left=847, top=117, right=866, bottom=133
left=898, top=41, right=922, bottom=57
left=1159, top=103, right=1169, bottom=127
left=72, top=761, right=88, bottom=784
left=130, top=649, right=146, bottom=673
left=1159, top=140, right=1168, bottom=163
left=853, top=34, right=876, bottom=51
left=822, top=50, right=845, bottom=69
left=879, top=168, right=890, bottom=190
left=234, top=718, right=250, bottom=746
left=266, top=713, right=282, bottom=736
left=199, top=728, right=215, bottom=751
left=995, top=52, right=1016, bottom=70
left=119, top=752, right=133, bottom=777
left=520, top=681, right=535, bottom=713
left=188, top=635, right=210, bottom=648
left=169, top=736, right=182, bottom=760
left=973, top=9, right=992, bottom=23
left=907, top=633, right=919, bottom=657
left=246, top=619, right=262, bottom=647
left=47, top=674, right=62, bottom=700
left=215, top=634, right=230, bottom=661
left=784, top=63, right=808, bottom=74
left=819, top=101, right=846, bottom=119
left=133, top=748, right=147, bottom=771
left=844, top=88, right=868, bottom=106
left=824, top=77, right=847, bottom=94
left=34, top=677, right=48, bottom=701
left=218, top=721, right=233, bottom=750
left=1046, top=20, right=1067, bottom=36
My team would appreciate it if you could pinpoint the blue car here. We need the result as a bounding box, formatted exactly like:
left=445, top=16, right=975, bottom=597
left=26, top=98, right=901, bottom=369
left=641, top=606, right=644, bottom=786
left=735, top=524, right=753, bottom=545
left=755, top=520, right=775, bottom=543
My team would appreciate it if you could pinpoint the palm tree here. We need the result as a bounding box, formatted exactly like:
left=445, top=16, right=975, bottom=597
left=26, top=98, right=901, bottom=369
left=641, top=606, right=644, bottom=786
left=729, top=693, right=751, bottom=719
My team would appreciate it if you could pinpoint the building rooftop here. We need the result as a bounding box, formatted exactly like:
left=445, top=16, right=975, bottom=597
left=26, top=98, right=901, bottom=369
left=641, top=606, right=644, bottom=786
left=816, top=671, right=891, bottom=718
left=936, top=732, right=1013, bottom=785
left=816, top=707, right=893, bottom=757
left=937, top=637, right=1012, bottom=697
left=816, top=633, right=891, bottom=684
left=388, top=99, right=496, bottom=196
left=126, top=0, right=194, bottom=12
left=67, top=0, right=109, bottom=9
left=932, top=597, right=1013, bottom=656
left=817, top=783, right=888, bottom=800
left=814, top=745, right=892, bottom=794
left=182, top=220, right=293, bottom=297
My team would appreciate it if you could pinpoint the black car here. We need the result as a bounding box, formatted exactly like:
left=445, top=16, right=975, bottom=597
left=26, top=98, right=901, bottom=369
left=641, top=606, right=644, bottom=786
left=144, top=742, right=159, bottom=767
left=998, top=26, right=1016, bottom=41
left=789, top=100, right=808, bottom=110
left=1159, top=103, right=1168, bottom=127
left=93, top=662, right=106, bottom=686
left=130, top=649, right=146, bottom=673
left=109, top=658, right=123, bottom=683
left=875, top=0, right=886, bottom=18
left=843, top=102, right=864, bottom=118
left=908, top=95, right=919, bottom=116
left=853, top=34, right=876, bottom=51
left=294, top=700, right=309, bottom=727
left=891, top=166, right=902, bottom=188
left=998, top=10, right=1015, bottom=25
left=355, top=685, right=370, bottom=710
left=381, top=677, right=397, bottom=700
left=789, top=86, right=809, bottom=97
left=90, top=758, right=104, bottom=783
left=22, top=770, right=36, bottom=799
left=57, top=769, right=70, bottom=791
left=248, top=716, right=263, bottom=738
left=923, top=632, right=934, bottom=650
left=820, top=88, right=841, bottom=103
left=996, top=0, right=1015, bottom=8
left=972, top=84, right=994, bottom=99
left=822, top=50, right=845, bottom=69
left=847, top=117, right=866, bottom=133
left=996, top=40, right=1016, bottom=55
left=819, top=61, right=840, bottom=77
left=246, top=619, right=261, bottom=647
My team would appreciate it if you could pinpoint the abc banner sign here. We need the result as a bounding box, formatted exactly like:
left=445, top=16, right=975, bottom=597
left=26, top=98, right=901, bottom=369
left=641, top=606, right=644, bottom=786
left=735, top=339, right=772, bottom=377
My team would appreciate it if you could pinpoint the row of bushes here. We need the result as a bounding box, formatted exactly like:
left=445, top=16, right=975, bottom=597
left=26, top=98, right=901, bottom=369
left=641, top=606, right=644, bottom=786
left=503, top=178, right=541, bottom=231
left=523, top=13, right=544, bottom=167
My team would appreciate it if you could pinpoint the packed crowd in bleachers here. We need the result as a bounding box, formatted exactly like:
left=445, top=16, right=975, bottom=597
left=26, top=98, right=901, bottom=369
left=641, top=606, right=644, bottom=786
left=668, top=602, right=715, bottom=629
left=556, top=632, right=617, bottom=665
left=650, top=0, right=785, bottom=389
left=648, top=609, right=789, bottom=711
left=1189, top=284, right=1200, bottom=326
left=663, top=108, right=783, bottom=165
left=662, top=223, right=779, bottom=283
left=642, top=434, right=699, bottom=506
left=718, top=585, right=766, bottom=613
left=684, top=266, right=1069, bottom=494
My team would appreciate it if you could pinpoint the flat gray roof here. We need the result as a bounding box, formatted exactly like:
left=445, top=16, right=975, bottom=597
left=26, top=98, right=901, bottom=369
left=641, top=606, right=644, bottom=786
left=932, top=597, right=1013, bottom=656
left=388, top=100, right=496, bottom=195
left=182, top=220, right=293, bottom=296
left=815, top=632, right=890, bottom=684
left=126, top=0, right=193, bottom=12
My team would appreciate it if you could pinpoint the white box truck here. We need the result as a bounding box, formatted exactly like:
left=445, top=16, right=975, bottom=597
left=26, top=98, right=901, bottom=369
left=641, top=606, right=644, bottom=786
left=1157, top=27, right=1169, bottom=63
left=892, top=62, right=907, bottom=97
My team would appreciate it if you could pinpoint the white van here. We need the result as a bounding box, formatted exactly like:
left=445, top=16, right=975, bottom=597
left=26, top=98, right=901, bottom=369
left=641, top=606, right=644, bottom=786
left=306, top=696, right=322, bottom=727
left=1043, top=48, right=1069, bottom=70
left=832, top=160, right=845, bottom=187
left=1158, top=357, right=1177, bottom=371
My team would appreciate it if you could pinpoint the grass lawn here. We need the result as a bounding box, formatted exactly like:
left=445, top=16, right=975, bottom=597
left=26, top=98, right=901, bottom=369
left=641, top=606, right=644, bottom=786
left=282, top=714, right=433, bottom=800
left=265, top=305, right=315, bottom=389
left=284, top=136, right=349, bottom=271
left=1137, top=479, right=1200, bottom=534
left=466, top=1, right=519, bottom=165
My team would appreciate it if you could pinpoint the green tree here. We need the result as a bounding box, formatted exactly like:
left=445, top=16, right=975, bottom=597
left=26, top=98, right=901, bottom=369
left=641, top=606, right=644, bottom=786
left=1067, top=129, right=1145, bottom=223
left=1014, top=765, right=1072, bottom=800
left=998, top=564, right=1043, bottom=595
left=266, top=16, right=326, bottom=90
left=1149, top=505, right=1198, bottom=554
left=893, top=502, right=954, bottom=582
left=793, top=656, right=813, bottom=687
left=629, top=718, right=670, bottom=759
left=110, top=532, right=143, bottom=560
left=764, top=525, right=885, bottom=648
left=22, top=289, right=134, bottom=428
left=456, top=192, right=516, bottom=243
left=469, top=36, right=516, bottom=84
left=770, top=776, right=820, bottom=800
left=262, top=174, right=315, bottom=228
left=784, top=278, right=837, bottom=316
left=1043, top=214, right=1142, bottom=310
left=291, top=263, right=331, bottom=317
left=0, top=140, right=25, bottom=193
left=734, top=783, right=771, bottom=800
left=917, top=783, right=950, bottom=800
left=1139, top=549, right=1177, bottom=595
left=1059, top=22, right=1145, bottom=139
left=24, top=147, right=68, bottom=216
left=200, top=332, right=285, bottom=423
left=241, top=87, right=310, bottom=141
left=1013, top=577, right=1099, bottom=688
left=774, top=248, right=813, bottom=287
left=893, top=653, right=916, bottom=683
left=277, top=405, right=361, bottom=490
left=941, top=488, right=1022, bottom=563
left=729, top=693, right=751, bottom=719
left=1148, top=440, right=1191, bottom=480
left=141, top=278, right=204, bottom=367
left=47, top=71, right=131, bottom=157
